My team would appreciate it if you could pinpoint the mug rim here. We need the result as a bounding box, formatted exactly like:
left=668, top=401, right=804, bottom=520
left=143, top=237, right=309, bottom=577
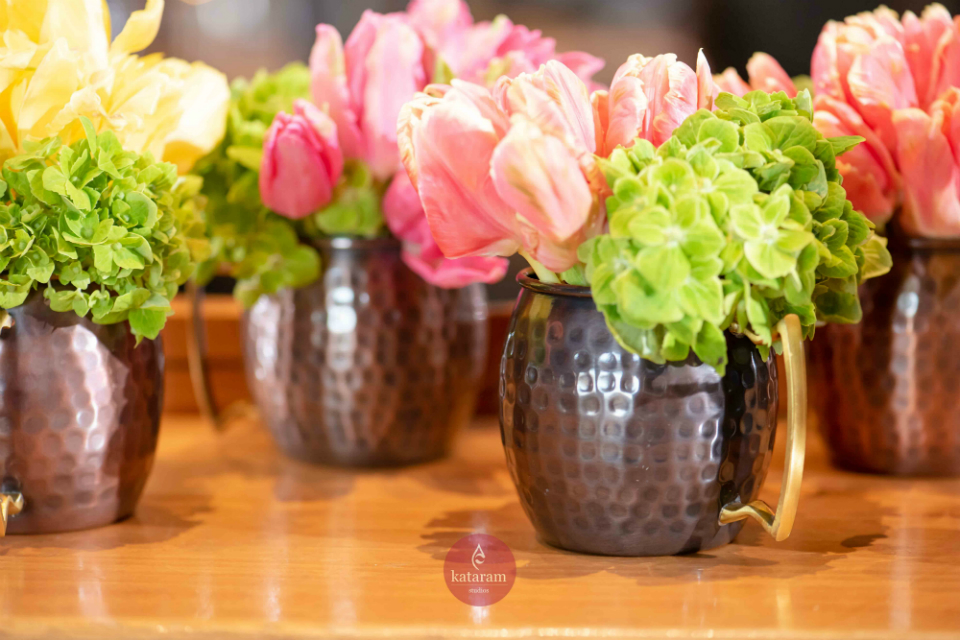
left=303, top=235, right=400, bottom=251
left=516, top=268, right=593, bottom=299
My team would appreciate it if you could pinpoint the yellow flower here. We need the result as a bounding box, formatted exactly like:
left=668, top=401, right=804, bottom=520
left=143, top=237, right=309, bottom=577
left=0, top=0, right=228, bottom=173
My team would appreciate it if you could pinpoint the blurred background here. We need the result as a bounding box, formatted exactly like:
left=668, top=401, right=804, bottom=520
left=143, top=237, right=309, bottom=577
left=108, top=0, right=960, bottom=299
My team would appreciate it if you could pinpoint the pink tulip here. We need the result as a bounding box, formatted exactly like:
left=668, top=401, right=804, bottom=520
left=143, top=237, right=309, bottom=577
left=310, top=11, right=429, bottom=182
left=891, top=89, right=960, bottom=236
left=814, top=95, right=901, bottom=225
left=384, top=171, right=509, bottom=287
left=435, top=13, right=604, bottom=88
left=595, top=52, right=714, bottom=156
left=713, top=53, right=797, bottom=98
left=309, top=25, right=364, bottom=160
left=260, top=100, right=343, bottom=219
left=494, top=60, right=602, bottom=189
left=809, top=5, right=960, bottom=234
left=399, top=74, right=600, bottom=272
left=812, top=7, right=918, bottom=151
left=406, top=0, right=472, bottom=50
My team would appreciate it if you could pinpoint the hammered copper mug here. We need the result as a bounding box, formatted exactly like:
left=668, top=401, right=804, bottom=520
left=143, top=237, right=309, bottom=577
left=191, top=236, right=488, bottom=467
left=810, top=236, right=960, bottom=476
left=0, top=292, right=163, bottom=535
left=499, top=270, right=807, bottom=556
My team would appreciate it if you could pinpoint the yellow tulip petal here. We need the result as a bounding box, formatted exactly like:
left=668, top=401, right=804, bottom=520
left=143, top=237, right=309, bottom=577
left=39, top=0, right=109, bottom=68
left=162, top=60, right=229, bottom=173
left=110, top=0, right=163, bottom=57
left=17, top=38, right=82, bottom=142
left=0, top=0, right=45, bottom=42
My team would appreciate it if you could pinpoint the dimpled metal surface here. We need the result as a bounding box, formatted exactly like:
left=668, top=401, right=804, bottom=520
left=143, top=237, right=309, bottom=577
left=500, top=272, right=779, bottom=556
left=243, top=237, right=488, bottom=467
left=0, top=292, right=164, bottom=534
left=811, top=239, right=960, bottom=476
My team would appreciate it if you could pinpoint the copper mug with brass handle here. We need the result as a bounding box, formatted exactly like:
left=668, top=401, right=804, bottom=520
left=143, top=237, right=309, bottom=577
left=500, top=269, right=807, bottom=556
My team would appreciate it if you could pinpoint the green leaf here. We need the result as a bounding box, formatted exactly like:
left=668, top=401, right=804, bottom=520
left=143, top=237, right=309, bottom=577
left=829, top=136, right=864, bottom=157
left=763, top=116, right=818, bottom=151
left=128, top=308, right=168, bottom=342
left=698, top=118, right=739, bottom=153
left=635, top=245, right=690, bottom=291
left=693, top=322, right=728, bottom=374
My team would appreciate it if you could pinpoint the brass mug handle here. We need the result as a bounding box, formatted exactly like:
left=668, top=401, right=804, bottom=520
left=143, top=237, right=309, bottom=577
left=1, top=492, right=24, bottom=537
left=718, top=313, right=807, bottom=542
left=186, top=281, right=257, bottom=431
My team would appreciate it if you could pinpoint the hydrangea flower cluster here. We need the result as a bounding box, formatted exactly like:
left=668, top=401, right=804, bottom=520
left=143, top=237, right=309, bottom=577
left=582, top=90, right=892, bottom=373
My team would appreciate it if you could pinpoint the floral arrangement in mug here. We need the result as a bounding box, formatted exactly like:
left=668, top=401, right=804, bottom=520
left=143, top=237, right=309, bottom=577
left=195, top=0, right=603, bottom=303
left=720, top=4, right=960, bottom=237
left=401, top=55, right=893, bottom=373
left=0, top=0, right=228, bottom=340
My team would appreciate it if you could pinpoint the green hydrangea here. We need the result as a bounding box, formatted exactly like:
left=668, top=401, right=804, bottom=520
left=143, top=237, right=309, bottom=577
left=193, top=63, right=384, bottom=306
left=581, top=89, right=893, bottom=374
left=0, top=118, right=209, bottom=343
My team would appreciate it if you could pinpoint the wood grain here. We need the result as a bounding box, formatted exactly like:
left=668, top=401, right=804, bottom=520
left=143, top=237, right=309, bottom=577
left=1, top=413, right=959, bottom=640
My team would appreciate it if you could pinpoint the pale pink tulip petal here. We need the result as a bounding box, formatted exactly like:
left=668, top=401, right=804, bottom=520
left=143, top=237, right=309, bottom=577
left=310, top=24, right=364, bottom=160
left=931, top=21, right=960, bottom=107
left=644, top=54, right=699, bottom=146
left=445, top=15, right=514, bottom=82
left=414, top=98, right=520, bottom=259
left=603, top=73, right=648, bottom=155
left=491, top=119, right=593, bottom=271
left=812, top=22, right=842, bottom=98
left=403, top=243, right=509, bottom=288
left=497, top=60, right=596, bottom=154
left=440, top=80, right=511, bottom=138
left=696, top=50, right=715, bottom=109
left=713, top=68, right=752, bottom=97
left=384, top=169, right=508, bottom=287
left=934, top=87, right=960, bottom=166
left=591, top=89, right=609, bottom=155
left=846, top=37, right=919, bottom=150
left=814, top=95, right=900, bottom=223
left=746, top=52, right=797, bottom=97
left=383, top=170, right=426, bottom=239
left=397, top=91, right=444, bottom=191
left=358, top=16, right=428, bottom=180
left=406, top=0, right=472, bottom=49
left=903, top=5, right=953, bottom=108
left=893, top=107, right=960, bottom=236
left=344, top=10, right=383, bottom=116
left=556, top=51, right=606, bottom=85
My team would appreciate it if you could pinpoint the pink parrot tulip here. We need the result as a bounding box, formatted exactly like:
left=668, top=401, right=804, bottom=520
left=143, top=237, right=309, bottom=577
left=594, top=51, right=715, bottom=156
left=384, top=171, right=509, bottom=287
left=314, top=10, right=428, bottom=181
left=260, top=100, right=343, bottom=219
left=431, top=13, right=604, bottom=88
left=399, top=71, right=602, bottom=273
left=810, top=4, right=960, bottom=235
left=713, top=53, right=797, bottom=97
left=305, top=0, right=606, bottom=286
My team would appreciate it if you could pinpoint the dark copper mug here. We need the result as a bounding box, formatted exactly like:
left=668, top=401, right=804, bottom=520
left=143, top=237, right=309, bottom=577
left=191, top=237, right=488, bottom=467
left=499, top=270, right=806, bottom=556
left=0, top=292, right=163, bottom=535
left=811, top=237, right=960, bottom=476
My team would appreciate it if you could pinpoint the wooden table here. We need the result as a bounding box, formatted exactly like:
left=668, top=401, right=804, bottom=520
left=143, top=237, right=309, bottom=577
left=2, top=414, right=959, bottom=640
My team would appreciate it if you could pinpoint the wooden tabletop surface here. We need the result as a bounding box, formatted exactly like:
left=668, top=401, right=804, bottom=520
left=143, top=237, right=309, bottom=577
left=2, top=413, right=959, bottom=640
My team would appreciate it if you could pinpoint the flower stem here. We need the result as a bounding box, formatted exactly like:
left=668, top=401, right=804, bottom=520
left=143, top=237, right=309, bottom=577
left=519, top=250, right=560, bottom=284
